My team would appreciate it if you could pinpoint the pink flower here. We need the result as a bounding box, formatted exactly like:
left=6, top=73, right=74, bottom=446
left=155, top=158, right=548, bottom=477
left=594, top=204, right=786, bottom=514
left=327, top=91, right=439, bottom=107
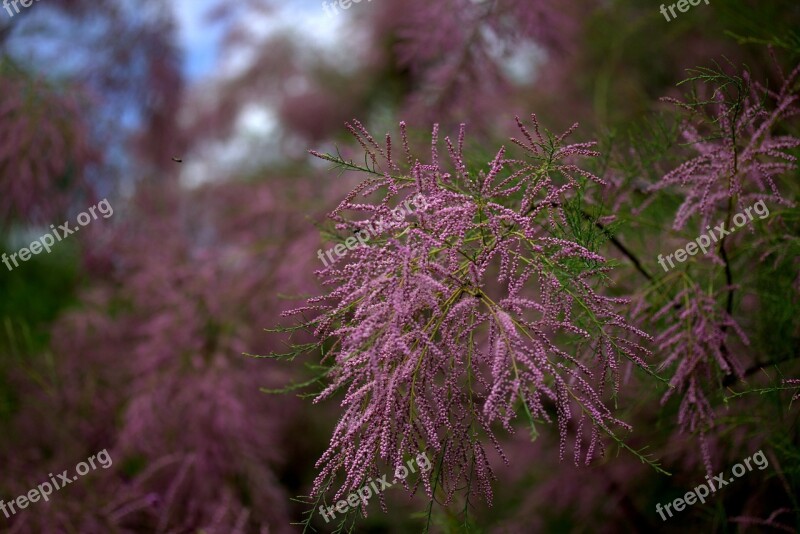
left=648, top=283, right=749, bottom=473
left=0, top=75, right=95, bottom=225
left=287, top=115, right=657, bottom=508
left=649, top=61, right=800, bottom=231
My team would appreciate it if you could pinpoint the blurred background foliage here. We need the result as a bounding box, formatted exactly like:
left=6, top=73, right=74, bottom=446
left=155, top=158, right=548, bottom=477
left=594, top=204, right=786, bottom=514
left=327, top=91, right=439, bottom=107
left=0, top=0, right=798, bottom=532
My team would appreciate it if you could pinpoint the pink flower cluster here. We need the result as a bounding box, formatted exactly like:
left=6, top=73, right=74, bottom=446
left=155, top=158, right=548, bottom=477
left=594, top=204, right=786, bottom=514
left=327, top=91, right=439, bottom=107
left=649, top=63, right=800, bottom=231
left=0, top=75, right=95, bottom=226
left=287, top=116, right=656, bottom=509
